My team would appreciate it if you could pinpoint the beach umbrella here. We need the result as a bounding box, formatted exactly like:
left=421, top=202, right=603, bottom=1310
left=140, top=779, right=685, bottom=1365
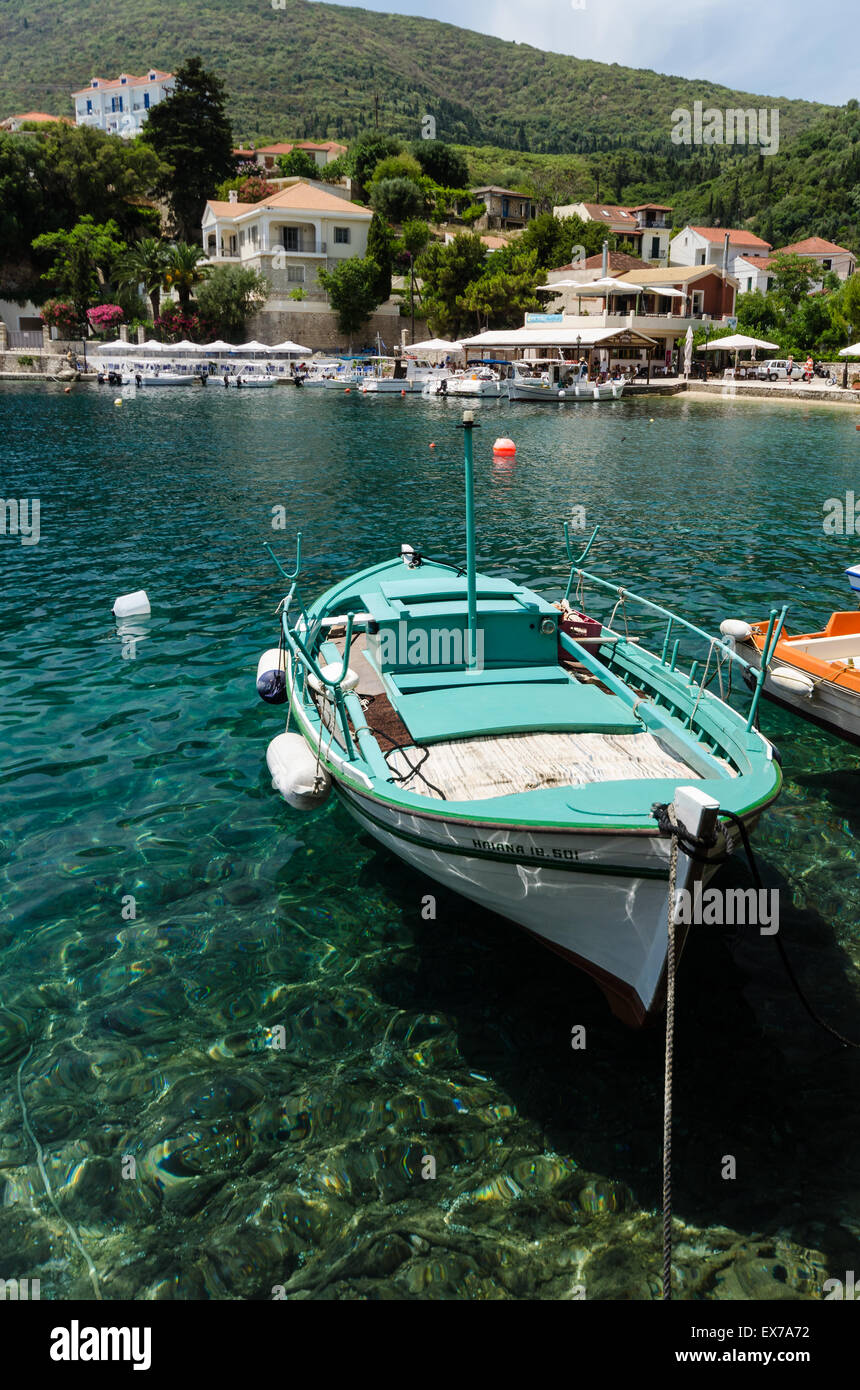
left=132, top=339, right=165, bottom=353
left=167, top=340, right=199, bottom=353
left=643, top=285, right=686, bottom=298
left=236, top=340, right=271, bottom=354
left=837, top=342, right=860, bottom=356
left=270, top=340, right=311, bottom=354
left=683, top=327, right=693, bottom=377
left=195, top=340, right=236, bottom=354
left=700, top=334, right=779, bottom=352
left=409, top=338, right=464, bottom=353
left=93, top=340, right=134, bottom=354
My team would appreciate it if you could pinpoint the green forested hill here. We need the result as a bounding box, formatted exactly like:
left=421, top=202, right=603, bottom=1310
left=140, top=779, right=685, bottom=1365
left=0, top=0, right=831, bottom=152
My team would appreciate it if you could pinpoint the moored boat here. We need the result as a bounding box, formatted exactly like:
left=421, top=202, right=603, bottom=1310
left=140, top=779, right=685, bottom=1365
left=508, top=359, right=625, bottom=402
left=725, top=576, right=860, bottom=744
left=257, top=413, right=783, bottom=1025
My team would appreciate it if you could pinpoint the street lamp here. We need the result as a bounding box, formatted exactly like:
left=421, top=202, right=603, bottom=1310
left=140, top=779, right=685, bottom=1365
left=576, top=333, right=581, bottom=380
left=703, top=322, right=712, bottom=380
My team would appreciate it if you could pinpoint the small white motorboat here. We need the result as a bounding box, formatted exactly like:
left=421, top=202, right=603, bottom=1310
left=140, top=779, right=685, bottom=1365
left=508, top=360, right=625, bottom=402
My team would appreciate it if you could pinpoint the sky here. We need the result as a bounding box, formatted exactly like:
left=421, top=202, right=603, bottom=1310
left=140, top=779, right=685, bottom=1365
left=317, top=0, right=859, bottom=105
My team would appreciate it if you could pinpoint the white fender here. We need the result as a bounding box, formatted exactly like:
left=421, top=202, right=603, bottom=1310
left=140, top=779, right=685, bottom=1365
left=257, top=647, right=285, bottom=682
left=769, top=665, right=815, bottom=698
left=266, top=732, right=332, bottom=810
left=720, top=619, right=753, bottom=641
left=307, top=664, right=359, bottom=696
left=113, top=589, right=150, bottom=617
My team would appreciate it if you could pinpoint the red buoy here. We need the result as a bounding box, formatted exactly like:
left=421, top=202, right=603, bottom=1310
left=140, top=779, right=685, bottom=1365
left=493, top=437, right=516, bottom=456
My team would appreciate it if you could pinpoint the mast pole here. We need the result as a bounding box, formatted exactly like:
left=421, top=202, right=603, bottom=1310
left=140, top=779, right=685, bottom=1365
left=462, top=410, right=478, bottom=668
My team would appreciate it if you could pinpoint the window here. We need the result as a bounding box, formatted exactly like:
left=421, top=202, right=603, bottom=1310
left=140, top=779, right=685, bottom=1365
left=121, top=76, right=127, bottom=84
left=144, top=92, right=150, bottom=109
left=333, top=227, right=350, bottom=244
left=697, top=250, right=707, bottom=265
left=283, top=227, right=299, bottom=250
left=746, top=278, right=753, bottom=292
left=86, top=99, right=92, bottom=113
left=822, top=259, right=831, bottom=269
left=287, top=266, right=305, bottom=283
left=650, top=236, right=660, bottom=259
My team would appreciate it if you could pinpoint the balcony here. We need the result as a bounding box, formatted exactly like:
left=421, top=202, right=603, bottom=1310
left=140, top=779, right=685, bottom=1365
left=267, top=239, right=327, bottom=256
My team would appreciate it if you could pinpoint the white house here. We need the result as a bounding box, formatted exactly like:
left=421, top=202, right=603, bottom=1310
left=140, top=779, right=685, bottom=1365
left=552, top=203, right=673, bottom=266
left=202, top=180, right=372, bottom=298
left=72, top=69, right=174, bottom=138
left=778, top=238, right=856, bottom=282
left=732, top=256, right=777, bottom=295
left=670, top=225, right=771, bottom=268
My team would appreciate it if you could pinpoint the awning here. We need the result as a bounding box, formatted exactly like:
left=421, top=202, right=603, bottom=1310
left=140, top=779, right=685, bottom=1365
left=459, top=326, right=659, bottom=349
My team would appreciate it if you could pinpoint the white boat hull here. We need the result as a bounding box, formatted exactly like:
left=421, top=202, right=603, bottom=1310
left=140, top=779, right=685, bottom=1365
left=359, top=379, right=423, bottom=393
left=508, top=380, right=625, bottom=402
left=336, top=781, right=693, bottom=1025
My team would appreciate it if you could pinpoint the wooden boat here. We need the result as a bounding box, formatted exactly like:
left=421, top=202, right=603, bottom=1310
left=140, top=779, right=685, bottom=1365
left=508, top=359, right=625, bottom=403
left=727, top=580, right=860, bottom=744
left=258, top=413, right=783, bottom=1025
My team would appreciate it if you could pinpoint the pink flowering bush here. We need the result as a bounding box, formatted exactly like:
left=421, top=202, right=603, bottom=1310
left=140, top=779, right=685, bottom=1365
left=87, top=304, right=125, bottom=333
left=40, top=300, right=80, bottom=336
left=153, top=307, right=214, bottom=342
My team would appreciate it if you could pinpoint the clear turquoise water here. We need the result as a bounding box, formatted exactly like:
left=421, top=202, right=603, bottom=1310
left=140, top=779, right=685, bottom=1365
left=1, top=381, right=858, bottom=1300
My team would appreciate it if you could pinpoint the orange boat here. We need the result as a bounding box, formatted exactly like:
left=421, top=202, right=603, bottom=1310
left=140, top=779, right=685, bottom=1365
left=726, top=607, right=860, bottom=745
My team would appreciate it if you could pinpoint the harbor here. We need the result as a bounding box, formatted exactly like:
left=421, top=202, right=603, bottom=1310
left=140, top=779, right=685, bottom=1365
left=2, top=378, right=859, bottom=1303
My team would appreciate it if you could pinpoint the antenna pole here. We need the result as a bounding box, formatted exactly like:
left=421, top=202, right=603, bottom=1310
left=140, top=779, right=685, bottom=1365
left=462, top=410, right=478, bottom=668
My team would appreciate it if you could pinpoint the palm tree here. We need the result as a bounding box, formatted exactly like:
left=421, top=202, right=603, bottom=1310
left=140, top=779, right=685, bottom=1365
left=163, top=243, right=211, bottom=312
left=115, top=238, right=169, bottom=321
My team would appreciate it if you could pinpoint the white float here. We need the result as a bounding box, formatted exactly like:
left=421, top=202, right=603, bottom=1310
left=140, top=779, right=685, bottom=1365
left=307, top=663, right=359, bottom=696
left=769, top=665, right=815, bottom=698
left=113, top=590, right=150, bottom=617
left=720, top=619, right=753, bottom=641
left=266, top=732, right=332, bottom=810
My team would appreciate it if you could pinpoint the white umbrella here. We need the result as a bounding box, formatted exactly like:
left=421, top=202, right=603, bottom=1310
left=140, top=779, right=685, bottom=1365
left=409, top=338, right=464, bottom=353
left=93, top=340, right=134, bottom=354
left=236, top=340, right=271, bottom=354
left=270, top=339, right=311, bottom=354
left=132, top=339, right=165, bottom=353
left=167, top=340, right=199, bottom=353
left=194, top=340, right=235, bottom=354
left=683, top=326, right=693, bottom=377
left=643, top=285, right=686, bottom=298
left=838, top=342, right=860, bottom=356
left=701, top=334, right=779, bottom=352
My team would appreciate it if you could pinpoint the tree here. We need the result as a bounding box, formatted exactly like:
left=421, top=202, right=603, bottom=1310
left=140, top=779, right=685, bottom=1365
left=370, top=177, right=425, bottom=223
left=348, top=133, right=404, bottom=192
left=410, top=140, right=469, bottom=189
left=369, top=153, right=424, bottom=187
left=215, top=174, right=278, bottom=203
left=318, top=256, right=384, bottom=349
left=416, top=233, right=487, bottom=338
left=366, top=213, right=393, bottom=301
left=163, top=242, right=211, bottom=310
left=195, top=264, right=269, bottom=337
left=458, top=250, right=543, bottom=330
left=32, top=215, right=127, bottom=326
left=399, top=219, right=430, bottom=258
left=115, top=238, right=169, bottom=321
left=36, top=124, right=165, bottom=241
left=142, top=56, right=234, bottom=241
left=277, top=148, right=318, bottom=179
left=769, top=253, right=823, bottom=308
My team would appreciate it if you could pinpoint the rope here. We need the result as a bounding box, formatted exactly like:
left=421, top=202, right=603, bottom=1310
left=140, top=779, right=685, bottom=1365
left=16, top=1045, right=102, bottom=1300
left=719, top=810, right=860, bottom=1050
left=662, top=812, right=679, bottom=1301
left=607, top=588, right=630, bottom=640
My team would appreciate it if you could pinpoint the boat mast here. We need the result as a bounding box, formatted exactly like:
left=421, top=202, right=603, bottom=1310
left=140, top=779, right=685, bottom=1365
left=461, top=410, right=478, bottom=668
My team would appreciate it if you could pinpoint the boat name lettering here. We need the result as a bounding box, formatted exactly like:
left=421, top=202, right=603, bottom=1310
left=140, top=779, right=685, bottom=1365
left=471, top=838, right=579, bottom=861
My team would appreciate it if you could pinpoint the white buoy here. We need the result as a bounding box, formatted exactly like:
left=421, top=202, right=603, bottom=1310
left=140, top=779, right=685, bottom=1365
left=266, top=732, right=331, bottom=810
left=770, top=666, right=815, bottom=698
left=719, top=619, right=753, bottom=641
left=113, top=590, right=150, bottom=617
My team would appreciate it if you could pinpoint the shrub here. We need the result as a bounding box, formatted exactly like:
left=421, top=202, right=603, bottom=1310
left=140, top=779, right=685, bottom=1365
left=87, top=303, right=125, bottom=334
left=40, top=299, right=79, bottom=336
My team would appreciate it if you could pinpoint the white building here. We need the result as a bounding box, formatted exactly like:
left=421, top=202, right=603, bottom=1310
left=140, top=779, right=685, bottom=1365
left=778, top=238, right=856, bottom=283
left=202, top=180, right=372, bottom=299
left=669, top=225, right=771, bottom=268
left=72, top=69, right=174, bottom=138
left=552, top=202, right=673, bottom=266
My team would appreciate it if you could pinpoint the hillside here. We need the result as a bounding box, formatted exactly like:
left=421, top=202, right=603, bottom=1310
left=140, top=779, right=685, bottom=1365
left=0, top=0, right=832, bottom=154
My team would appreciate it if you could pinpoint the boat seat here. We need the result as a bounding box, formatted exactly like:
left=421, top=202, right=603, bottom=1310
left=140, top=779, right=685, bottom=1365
left=392, top=677, right=642, bottom=743
left=388, top=665, right=570, bottom=694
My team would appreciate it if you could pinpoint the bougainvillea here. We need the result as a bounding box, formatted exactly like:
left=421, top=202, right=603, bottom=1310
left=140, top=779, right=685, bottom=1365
left=40, top=300, right=80, bottom=336
left=86, top=304, right=125, bottom=332
left=153, top=306, right=215, bottom=342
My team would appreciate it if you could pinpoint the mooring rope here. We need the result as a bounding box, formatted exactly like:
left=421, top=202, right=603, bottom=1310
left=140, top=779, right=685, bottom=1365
left=16, top=1044, right=103, bottom=1300
left=662, top=813, right=680, bottom=1301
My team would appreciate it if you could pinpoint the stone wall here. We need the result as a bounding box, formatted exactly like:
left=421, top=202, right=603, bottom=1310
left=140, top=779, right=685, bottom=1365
left=246, top=303, right=429, bottom=353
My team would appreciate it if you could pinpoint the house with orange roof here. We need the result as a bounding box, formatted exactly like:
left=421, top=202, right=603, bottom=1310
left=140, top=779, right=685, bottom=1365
left=72, top=69, right=174, bottom=138
left=776, top=237, right=856, bottom=282
left=202, top=179, right=372, bottom=299
left=236, top=141, right=348, bottom=172
left=1, top=112, right=73, bottom=132
left=552, top=202, right=673, bottom=265
left=669, top=225, right=771, bottom=268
